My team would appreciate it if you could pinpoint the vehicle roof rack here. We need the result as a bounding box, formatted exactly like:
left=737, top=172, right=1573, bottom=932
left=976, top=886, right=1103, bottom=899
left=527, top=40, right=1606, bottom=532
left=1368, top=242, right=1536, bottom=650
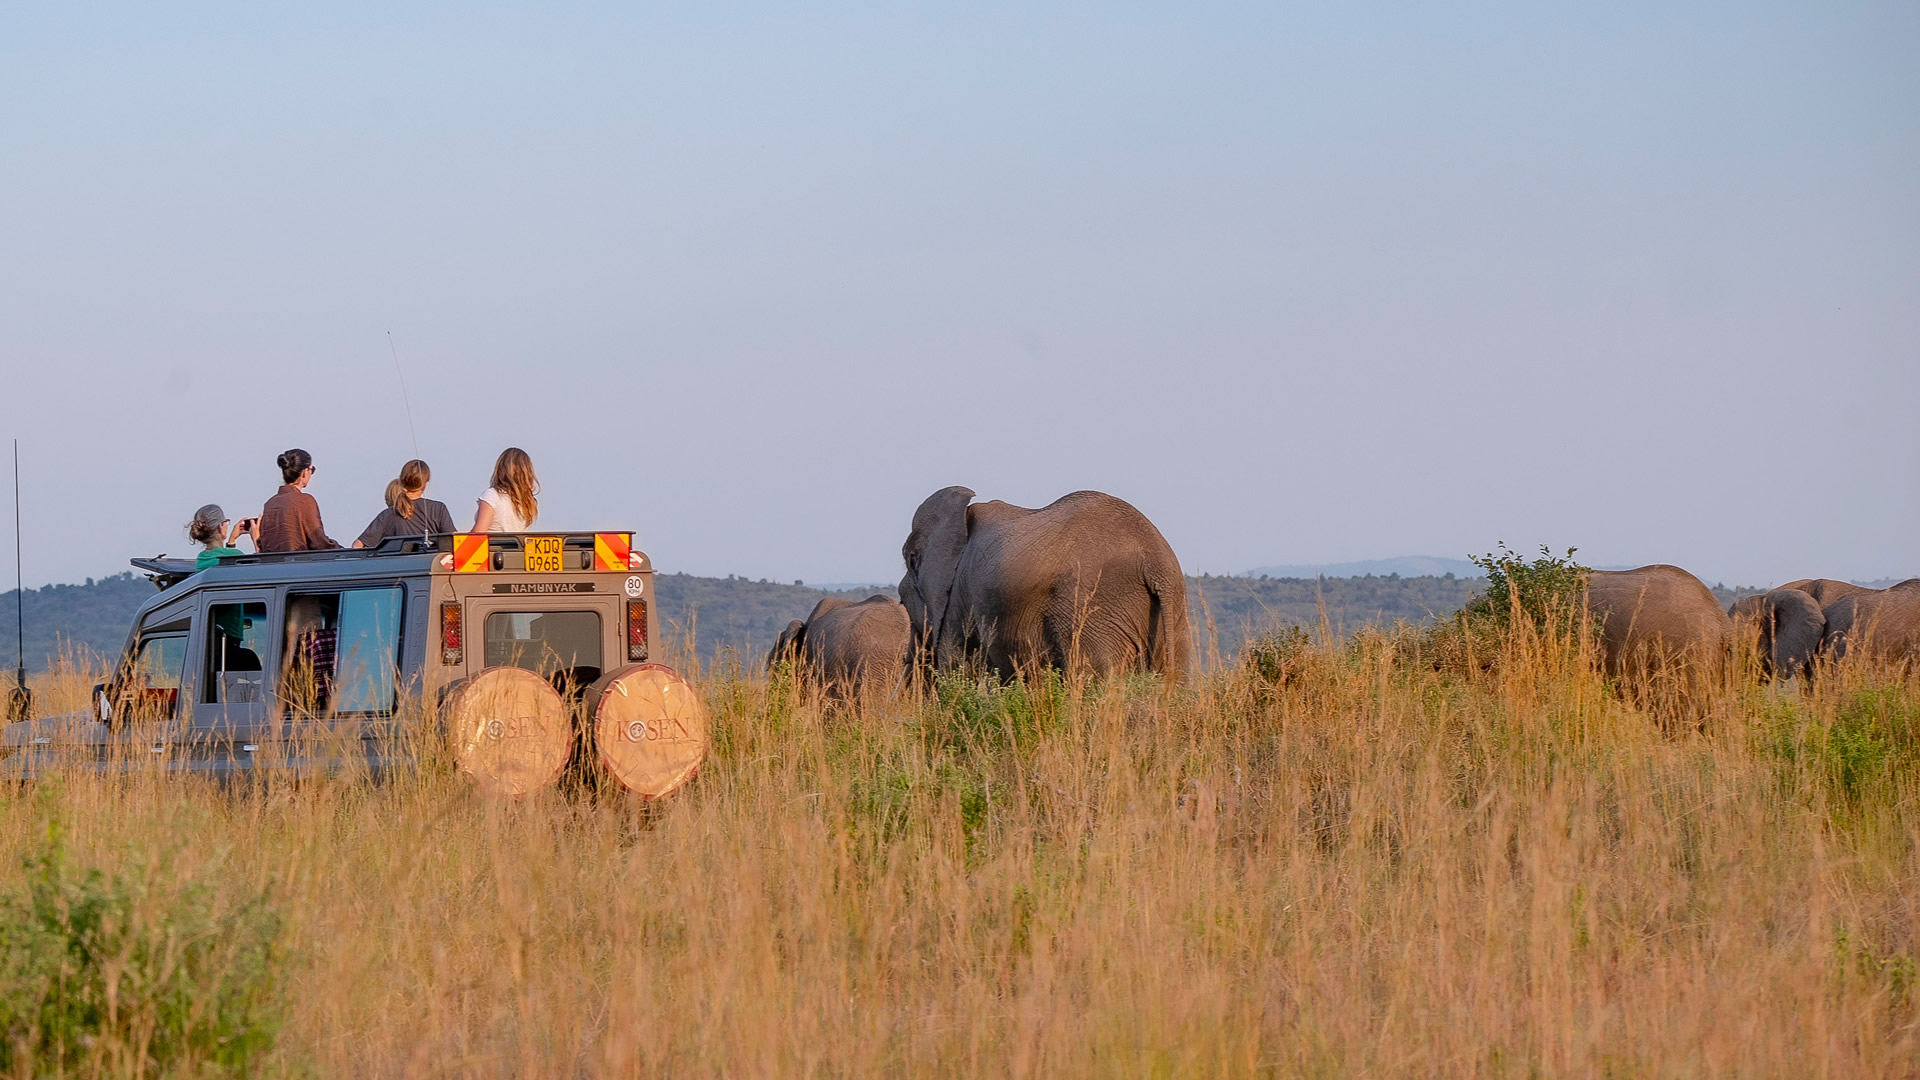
left=130, top=530, right=637, bottom=587
left=130, top=556, right=200, bottom=590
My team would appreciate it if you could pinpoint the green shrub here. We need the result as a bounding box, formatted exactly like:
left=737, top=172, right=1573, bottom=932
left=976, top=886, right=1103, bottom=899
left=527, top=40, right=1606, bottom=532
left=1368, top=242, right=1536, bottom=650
left=1465, top=543, right=1590, bottom=631
left=927, top=670, right=1067, bottom=755
left=0, top=814, right=286, bottom=1075
left=1415, top=545, right=1588, bottom=678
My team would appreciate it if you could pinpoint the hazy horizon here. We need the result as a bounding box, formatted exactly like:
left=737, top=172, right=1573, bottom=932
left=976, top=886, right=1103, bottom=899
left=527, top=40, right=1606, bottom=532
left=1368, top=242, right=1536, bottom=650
left=3, top=3, right=1915, bottom=592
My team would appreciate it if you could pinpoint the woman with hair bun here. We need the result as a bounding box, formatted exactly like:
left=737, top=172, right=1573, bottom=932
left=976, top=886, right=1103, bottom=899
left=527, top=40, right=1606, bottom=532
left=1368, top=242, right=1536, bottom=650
left=470, top=447, right=539, bottom=533
left=256, top=448, right=341, bottom=552
left=353, top=459, right=456, bottom=548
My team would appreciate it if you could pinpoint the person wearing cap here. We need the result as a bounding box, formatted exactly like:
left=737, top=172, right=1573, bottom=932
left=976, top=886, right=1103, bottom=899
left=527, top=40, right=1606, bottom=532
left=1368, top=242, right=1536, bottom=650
left=189, top=503, right=258, bottom=571
left=188, top=504, right=258, bottom=649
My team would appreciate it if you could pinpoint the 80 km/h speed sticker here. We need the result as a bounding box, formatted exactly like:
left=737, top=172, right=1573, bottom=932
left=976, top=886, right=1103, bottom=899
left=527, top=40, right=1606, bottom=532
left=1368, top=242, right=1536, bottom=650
left=624, top=575, right=646, bottom=598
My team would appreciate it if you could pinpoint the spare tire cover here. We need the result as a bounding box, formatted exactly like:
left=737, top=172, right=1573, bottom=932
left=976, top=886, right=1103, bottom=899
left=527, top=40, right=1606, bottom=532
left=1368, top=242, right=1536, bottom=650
left=446, top=667, right=572, bottom=798
left=593, top=664, right=706, bottom=798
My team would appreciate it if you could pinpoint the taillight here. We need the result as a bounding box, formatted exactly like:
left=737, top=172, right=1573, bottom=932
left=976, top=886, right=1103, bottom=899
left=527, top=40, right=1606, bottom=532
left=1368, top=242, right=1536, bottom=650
left=626, top=599, right=648, bottom=661
left=441, top=601, right=463, bottom=665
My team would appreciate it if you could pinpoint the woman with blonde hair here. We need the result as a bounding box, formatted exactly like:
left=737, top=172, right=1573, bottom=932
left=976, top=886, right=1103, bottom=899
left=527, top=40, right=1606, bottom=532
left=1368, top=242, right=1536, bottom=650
left=354, top=459, right=457, bottom=548
left=470, top=447, right=539, bottom=533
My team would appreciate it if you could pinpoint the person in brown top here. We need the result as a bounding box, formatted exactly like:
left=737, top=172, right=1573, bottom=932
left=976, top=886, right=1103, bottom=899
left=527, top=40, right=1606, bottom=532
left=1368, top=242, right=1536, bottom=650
left=256, top=448, right=341, bottom=552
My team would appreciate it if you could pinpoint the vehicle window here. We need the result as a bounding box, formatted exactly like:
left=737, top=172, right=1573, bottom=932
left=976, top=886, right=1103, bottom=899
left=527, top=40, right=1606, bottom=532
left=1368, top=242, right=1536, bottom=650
left=484, top=611, right=602, bottom=686
left=334, top=588, right=403, bottom=714
left=204, top=601, right=268, bottom=704
left=282, top=587, right=404, bottom=716
left=129, top=635, right=188, bottom=720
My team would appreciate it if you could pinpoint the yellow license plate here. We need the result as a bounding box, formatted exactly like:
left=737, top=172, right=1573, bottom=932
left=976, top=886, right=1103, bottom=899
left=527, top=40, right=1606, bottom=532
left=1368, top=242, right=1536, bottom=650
left=523, top=536, right=565, bottom=572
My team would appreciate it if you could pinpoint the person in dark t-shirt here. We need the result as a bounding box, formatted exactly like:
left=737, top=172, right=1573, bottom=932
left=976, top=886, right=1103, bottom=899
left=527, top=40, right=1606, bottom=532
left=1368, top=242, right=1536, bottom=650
left=354, top=458, right=457, bottom=549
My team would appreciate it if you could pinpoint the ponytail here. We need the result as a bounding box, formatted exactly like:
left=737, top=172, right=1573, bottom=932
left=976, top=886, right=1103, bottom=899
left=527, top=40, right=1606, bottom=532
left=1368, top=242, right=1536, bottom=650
left=387, top=459, right=431, bottom=520
left=384, top=479, right=414, bottom=520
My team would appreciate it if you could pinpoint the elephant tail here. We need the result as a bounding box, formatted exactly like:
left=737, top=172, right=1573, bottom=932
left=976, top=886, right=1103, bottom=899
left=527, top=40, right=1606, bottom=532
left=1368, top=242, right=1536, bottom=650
left=1144, top=567, right=1191, bottom=677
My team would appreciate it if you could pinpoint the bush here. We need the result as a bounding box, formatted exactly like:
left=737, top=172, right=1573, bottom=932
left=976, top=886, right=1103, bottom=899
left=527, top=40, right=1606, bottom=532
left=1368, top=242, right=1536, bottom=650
left=1419, top=545, right=1589, bottom=677
left=1465, top=543, right=1590, bottom=631
left=0, top=813, right=286, bottom=1075
left=1243, top=625, right=1313, bottom=695
left=927, top=670, right=1067, bottom=755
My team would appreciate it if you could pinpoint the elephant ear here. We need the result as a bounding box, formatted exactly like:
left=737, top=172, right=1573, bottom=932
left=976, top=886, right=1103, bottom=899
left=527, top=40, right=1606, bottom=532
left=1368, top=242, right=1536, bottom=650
left=770, top=620, right=806, bottom=668
left=901, top=486, right=974, bottom=654
left=1763, top=588, right=1824, bottom=679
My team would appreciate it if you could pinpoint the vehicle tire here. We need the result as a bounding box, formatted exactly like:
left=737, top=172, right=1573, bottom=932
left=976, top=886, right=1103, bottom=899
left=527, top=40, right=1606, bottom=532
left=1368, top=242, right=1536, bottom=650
left=445, top=666, right=573, bottom=798
left=590, top=664, right=706, bottom=798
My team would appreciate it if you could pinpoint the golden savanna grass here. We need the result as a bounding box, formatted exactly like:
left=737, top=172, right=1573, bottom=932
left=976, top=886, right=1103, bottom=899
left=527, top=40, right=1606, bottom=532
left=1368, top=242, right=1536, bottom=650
left=3, top=615, right=1916, bottom=1077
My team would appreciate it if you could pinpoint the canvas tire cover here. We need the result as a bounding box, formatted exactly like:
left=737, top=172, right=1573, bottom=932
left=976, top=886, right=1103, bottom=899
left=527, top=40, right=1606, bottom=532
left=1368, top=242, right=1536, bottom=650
left=593, top=664, right=706, bottom=798
left=447, top=667, right=572, bottom=798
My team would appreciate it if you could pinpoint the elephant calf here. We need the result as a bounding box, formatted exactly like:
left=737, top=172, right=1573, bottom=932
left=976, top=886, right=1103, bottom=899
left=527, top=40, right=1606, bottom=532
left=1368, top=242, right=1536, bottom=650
left=768, top=595, right=912, bottom=700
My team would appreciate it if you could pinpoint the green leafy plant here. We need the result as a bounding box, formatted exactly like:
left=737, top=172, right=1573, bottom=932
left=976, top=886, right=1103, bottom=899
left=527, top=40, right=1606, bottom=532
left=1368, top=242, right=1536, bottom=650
left=928, top=669, right=1067, bottom=756
left=0, top=814, right=286, bottom=1076
left=1465, top=543, right=1591, bottom=631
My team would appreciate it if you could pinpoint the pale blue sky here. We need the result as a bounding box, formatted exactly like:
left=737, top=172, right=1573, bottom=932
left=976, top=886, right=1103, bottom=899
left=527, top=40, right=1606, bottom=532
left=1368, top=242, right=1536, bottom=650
left=3, top=2, right=1915, bottom=588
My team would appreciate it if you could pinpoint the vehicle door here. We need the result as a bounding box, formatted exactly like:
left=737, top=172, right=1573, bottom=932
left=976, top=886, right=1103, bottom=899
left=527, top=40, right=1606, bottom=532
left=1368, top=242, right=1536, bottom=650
left=102, top=603, right=198, bottom=773
left=190, top=587, right=279, bottom=778
left=465, top=593, right=610, bottom=695
left=263, top=583, right=406, bottom=778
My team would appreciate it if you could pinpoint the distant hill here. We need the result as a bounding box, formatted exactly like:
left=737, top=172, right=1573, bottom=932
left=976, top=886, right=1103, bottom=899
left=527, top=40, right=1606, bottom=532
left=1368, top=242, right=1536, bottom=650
left=1244, top=556, right=1484, bottom=579
left=1190, top=573, right=1482, bottom=657
left=0, top=572, right=154, bottom=673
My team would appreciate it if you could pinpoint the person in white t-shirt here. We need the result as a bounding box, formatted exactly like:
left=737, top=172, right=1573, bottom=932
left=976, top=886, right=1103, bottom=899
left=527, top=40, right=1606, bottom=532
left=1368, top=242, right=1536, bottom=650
left=470, top=447, right=540, bottom=533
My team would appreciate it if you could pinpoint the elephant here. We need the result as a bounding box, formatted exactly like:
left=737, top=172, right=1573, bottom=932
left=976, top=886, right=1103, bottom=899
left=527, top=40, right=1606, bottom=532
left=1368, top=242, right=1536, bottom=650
left=1776, top=578, right=1876, bottom=606
left=898, top=486, right=1190, bottom=680
left=766, top=595, right=912, bottom=699
left=1729, top=587, right=1827, bottom=680
left=1583, top=565, right=1732, bottom=706
left=1727, top=577, right=1919, bottom=678
left=1821, top=579, right=1920, bottom=666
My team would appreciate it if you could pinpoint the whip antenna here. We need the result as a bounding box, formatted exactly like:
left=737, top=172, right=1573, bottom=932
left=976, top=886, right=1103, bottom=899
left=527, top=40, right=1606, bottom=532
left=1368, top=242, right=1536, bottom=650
left=8, top=439, right=28, bottom=724
left=387, top=330, right=421, bottom=457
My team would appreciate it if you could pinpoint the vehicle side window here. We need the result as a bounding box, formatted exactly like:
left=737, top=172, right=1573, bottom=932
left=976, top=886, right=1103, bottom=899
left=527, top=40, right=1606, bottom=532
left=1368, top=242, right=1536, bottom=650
left=128, top=635, right=188, bottom=721
left=282, top=587, right=404, bottom=716
left=204, top=601, right=268, bottom=704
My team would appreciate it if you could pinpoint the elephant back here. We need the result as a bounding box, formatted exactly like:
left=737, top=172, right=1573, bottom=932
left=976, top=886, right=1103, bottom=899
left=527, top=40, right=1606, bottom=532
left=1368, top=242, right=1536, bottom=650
left=962, top=490, right=1191, bottom=678
left=1824, top=589, right=1920, bottom=664
left=1585, top=565, right=1732, bottom=668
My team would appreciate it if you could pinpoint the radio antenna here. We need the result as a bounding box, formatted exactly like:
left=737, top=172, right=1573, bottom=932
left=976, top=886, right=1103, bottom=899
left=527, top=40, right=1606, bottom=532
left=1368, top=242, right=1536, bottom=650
left=8, top=439, right=29, bottom=724
left=387, top=330, right=421, bottom=457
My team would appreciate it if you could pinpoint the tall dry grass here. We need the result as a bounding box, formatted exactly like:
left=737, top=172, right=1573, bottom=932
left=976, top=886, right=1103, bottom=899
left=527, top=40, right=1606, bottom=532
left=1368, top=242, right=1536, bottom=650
left=1, top=620, right=1915, bottom=1077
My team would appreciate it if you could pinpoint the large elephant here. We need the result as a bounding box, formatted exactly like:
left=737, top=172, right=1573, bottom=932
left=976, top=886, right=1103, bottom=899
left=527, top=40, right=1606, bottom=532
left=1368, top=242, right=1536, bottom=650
left=1584, top=565, right=1732, bottom=704
left=767, top=595, right=912, bottom=699
left=898, top=486, right=1190, bottom=679
left=1821, top=579, right=1920, bottom=666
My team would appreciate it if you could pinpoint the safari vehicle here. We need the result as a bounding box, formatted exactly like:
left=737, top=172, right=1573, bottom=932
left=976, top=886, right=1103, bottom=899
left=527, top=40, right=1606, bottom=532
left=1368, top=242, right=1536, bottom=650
left=0, top=532, right=706, bottom=799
